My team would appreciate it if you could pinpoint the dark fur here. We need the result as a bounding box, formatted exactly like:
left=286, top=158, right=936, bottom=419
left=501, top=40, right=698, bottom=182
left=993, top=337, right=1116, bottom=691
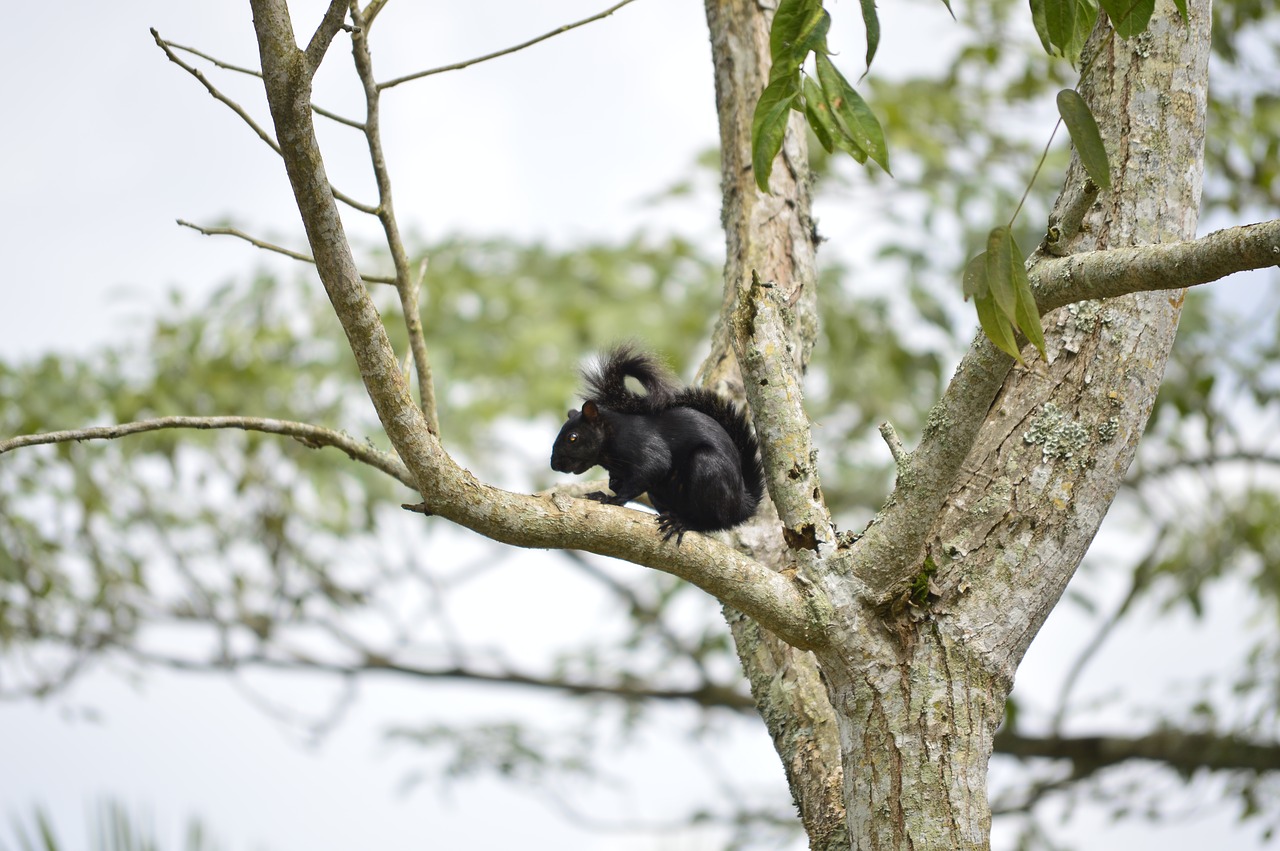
left=550, top=345, right=765, bottom=544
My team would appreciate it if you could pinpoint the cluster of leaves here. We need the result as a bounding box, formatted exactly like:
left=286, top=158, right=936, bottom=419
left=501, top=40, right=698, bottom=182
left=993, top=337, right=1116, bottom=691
left=750, top=0, right=892, bottom=192
left=759, top=0, right=1121, bottom=362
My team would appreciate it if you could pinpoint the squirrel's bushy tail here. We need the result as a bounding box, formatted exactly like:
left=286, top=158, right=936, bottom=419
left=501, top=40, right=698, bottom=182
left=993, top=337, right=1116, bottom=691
left=582, top=343, right=677, bottom=413
left=675, top=388, right=766, bottom=505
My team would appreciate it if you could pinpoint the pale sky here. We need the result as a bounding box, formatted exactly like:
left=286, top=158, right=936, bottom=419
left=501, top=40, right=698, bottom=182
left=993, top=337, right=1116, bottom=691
left=0, top=3, right=1273, bottom=850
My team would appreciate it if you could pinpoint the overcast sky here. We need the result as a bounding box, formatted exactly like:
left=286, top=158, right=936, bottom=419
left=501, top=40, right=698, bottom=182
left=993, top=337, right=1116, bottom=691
left=1, top=2, right=1275, bottom=850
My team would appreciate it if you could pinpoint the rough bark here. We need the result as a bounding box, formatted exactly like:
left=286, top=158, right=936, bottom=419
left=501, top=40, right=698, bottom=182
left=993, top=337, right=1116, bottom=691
left=701, top=1, right=848, bottom=846
left=704, top=0, right=1212, bottom=847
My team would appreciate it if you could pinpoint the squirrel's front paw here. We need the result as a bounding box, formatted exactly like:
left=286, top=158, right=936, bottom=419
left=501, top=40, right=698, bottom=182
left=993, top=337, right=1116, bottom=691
left=584, top=491, right=610, bottom=503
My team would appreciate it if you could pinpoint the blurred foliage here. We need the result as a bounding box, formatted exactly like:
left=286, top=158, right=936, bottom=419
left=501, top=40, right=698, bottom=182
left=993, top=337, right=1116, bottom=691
left=3, top=0, right=1280, bottom=847
left=1, top=800, right=235, bottom=851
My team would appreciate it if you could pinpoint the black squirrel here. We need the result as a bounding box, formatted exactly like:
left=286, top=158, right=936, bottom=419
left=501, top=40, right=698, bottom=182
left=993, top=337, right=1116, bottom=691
left=550, top=344, right=765, bottom=544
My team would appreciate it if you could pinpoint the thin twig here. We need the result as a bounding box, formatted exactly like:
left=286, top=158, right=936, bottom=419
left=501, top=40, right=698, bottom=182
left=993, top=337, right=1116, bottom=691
left=1048, top=529, right=1164, bottom=733
left=167, top=40, right=365, bottom=129
left=1010, top=119, right=1062, bottom=228
left=349, top=1, right=440, bottom=432
left=312, top=103, right=365, bottom=129
left=121, top=645, right=756, bottom=710
left=151, top=28, right=281, bottom=154
left=331, top=186, right=380, bottom=215
left=878, top=421, right=908, bottom=471
left=176, top=219, right=396, bottom=285
left=378, top=0, right=641, bottom=91
left=0, top=416, right=414, bottom=488
left=168, top=41, right=263, bottom=77
left=153, top=28, right=376, bottom=211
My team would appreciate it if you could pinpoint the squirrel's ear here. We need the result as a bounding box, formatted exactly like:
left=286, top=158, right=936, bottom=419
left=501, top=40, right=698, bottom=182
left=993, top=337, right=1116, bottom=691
left=582, top=400, right=600, bottom=420
left=567, top=409, right=579, bottom=418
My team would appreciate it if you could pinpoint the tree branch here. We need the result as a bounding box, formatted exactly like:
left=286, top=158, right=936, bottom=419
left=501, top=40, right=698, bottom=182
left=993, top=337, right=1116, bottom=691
left=125, top=646, right=757, bottom=712
left=733, top=274, right=834, bottom=552
left=176, top=219, right=396, bottom=284
left=303, top=0, right=350, bottom=72
left=348, top=1, right=439, bottom=432
left=995, top=728, right=1280, bottom=776
left=152, top=27, right=377, bottom=214
left=246, top=0, right=828, bottom=652
left=1034, top=219, right=1280, bottom=312
left=851, top=333, right=1014, bottom=600
left=0, top=416, right=414, bottom=488
left=151, top=27, right=281, bottom=155
left=377, top=0, right=640, bottom=91
left=165, top=39, right=365, bottom=129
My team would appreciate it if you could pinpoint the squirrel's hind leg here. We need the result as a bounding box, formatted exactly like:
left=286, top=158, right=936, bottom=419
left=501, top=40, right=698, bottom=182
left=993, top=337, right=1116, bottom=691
left=656, top=513, right=688, bottom=547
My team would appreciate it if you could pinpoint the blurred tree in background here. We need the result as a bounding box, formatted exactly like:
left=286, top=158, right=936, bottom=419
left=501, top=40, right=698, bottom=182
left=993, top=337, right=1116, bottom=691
left=3, top=0, right=1280, bottom=848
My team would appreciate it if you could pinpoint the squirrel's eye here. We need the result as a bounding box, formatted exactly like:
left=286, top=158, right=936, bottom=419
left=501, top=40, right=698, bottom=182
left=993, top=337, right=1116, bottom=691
left=568, top=433, right=578, bottom=442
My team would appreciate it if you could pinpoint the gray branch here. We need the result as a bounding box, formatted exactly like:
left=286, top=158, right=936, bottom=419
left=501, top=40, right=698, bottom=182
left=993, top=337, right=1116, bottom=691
left=1034, top=219, right=1280, bottom=312
left=378, top=0, right=640, bottom=91
left=0, top=416, right=413, bottom=487
left=176, top=219, right=396, bottom=284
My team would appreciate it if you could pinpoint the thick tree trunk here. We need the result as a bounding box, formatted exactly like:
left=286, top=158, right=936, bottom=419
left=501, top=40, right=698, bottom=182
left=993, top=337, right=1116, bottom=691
left=701, top=0, right=847, bottom=848
left=703, top=0, right=1211, bottom=847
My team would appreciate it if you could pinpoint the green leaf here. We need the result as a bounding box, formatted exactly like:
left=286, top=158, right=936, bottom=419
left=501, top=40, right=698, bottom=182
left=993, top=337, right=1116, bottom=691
left=815, top=53, right=890, bottom=173
left=802, top=79, right=836, bottom=153
left=1171, top=0, right=1188, bottom=22
left=752, top=74, right=800, bottom=192
left=1029, top=0, right=1054, bottom=54
left=985, top=226, right=1017, bottom=321
left=962, top=252, right=988, bottom=300
left=1066, top=0, right=1099, bottom=64
left=803, top=76, right=866, bottom=159
left=1056, top=89, right=1112, bottom=189
left=859, top=0, right=881, bottom=69
left=770, top=0, right=829, bottom=78
left=1008, top=231, right=1047, bottom=358
left=1044, top=0, right=1077, bottom=55
left=1098, top=0, right=1155, bottom=38
left=975, top=294, right=1025, bottom=363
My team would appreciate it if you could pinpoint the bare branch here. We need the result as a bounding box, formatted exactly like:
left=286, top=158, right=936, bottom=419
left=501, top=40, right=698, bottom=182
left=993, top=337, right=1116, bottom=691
left=151, top=27, right=281, bottom=154
left=378, top=0, right=641, bottom=91
left=1126, top=449, right=1280, bottom=487
left=361, top=0, right=391, bottom=30
left=125, top=647, right=756, bottom=711
left=153, top=28, right=374, bottom=210
left=176, top=218, right=396, bottom=284
left=167, top=41, right=364, bottom=129
left=1049, top=530, right=1164, bottom=733
left=1042, top=178, right=1100, bottom=256
left=167, top=40, right=263, bottom=77
left=0, top=416, right=414, bottom=488
left=878, top=422, right=908, bottom=473
left=312, top=103, right=365, bottom=129
left=304, top=0, right=351, bottom=72
left=1033, top=219, right=1280, bottom=312
left=331, top=186, right=380, bottom=215
left=851, top=333, right=1014, bottom=600
left=995, top=728, right=1280, bottom=775
left=348, top=2, right=439, bottom=432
